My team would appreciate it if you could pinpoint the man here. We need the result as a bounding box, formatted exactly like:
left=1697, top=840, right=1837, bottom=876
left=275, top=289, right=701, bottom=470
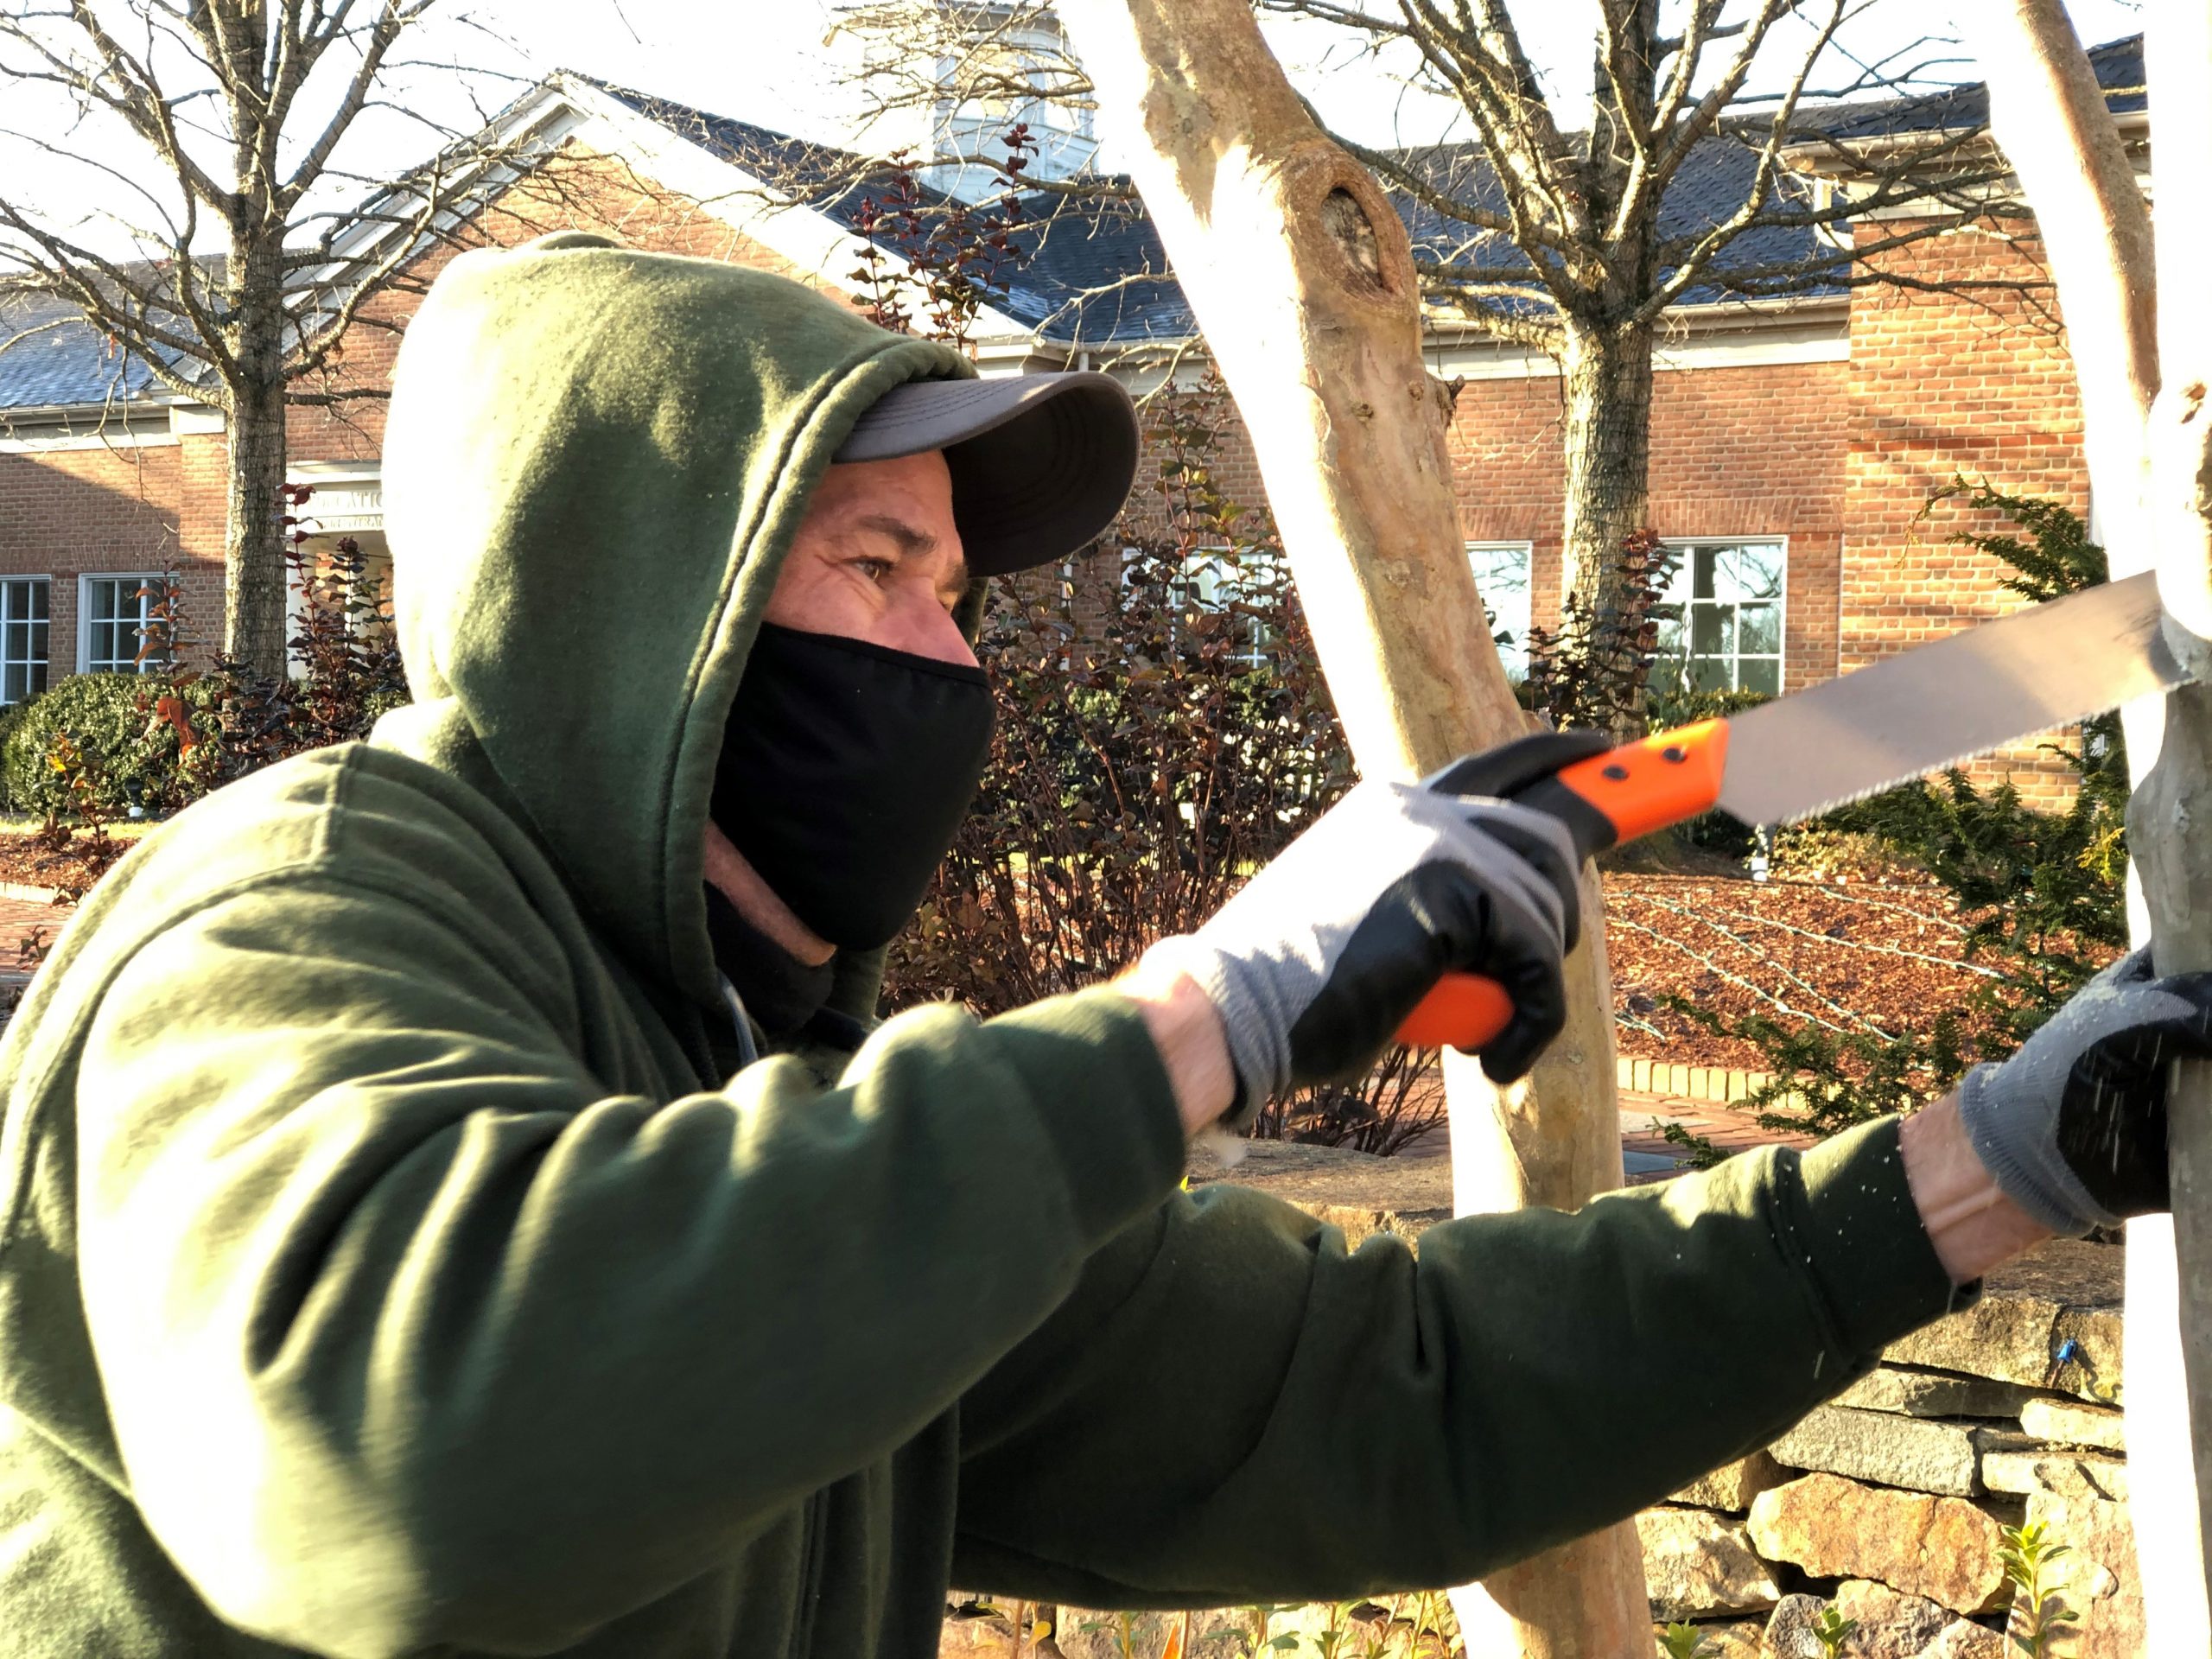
left=0, top=232, right=2200, bottom=1658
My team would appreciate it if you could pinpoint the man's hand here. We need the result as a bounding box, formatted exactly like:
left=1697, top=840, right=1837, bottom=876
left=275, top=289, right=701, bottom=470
left=1138, top=741, right=1596, bottom=1127
left=1955, top=948, right=2212, bottom=1236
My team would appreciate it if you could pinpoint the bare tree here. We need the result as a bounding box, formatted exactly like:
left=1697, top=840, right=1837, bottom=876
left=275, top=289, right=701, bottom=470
left=0, top=1, right=555, bottom=675
left=832, top=1, right=2039, bottom=721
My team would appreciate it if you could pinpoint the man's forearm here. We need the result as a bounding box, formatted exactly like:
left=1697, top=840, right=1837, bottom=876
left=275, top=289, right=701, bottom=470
left=1899, top=1092, right=2055, bottom=1282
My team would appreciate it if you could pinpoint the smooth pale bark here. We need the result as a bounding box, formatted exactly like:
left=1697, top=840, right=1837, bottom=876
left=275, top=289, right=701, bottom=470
left=1052, top=2, right=1648, bottom=1650
left=1969, top=0, right=2212, bottom=1639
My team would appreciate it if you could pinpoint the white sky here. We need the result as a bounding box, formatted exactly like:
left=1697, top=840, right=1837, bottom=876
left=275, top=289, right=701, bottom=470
left=438, top=0, right=2148, bottom=152
left=0, top=0, right=2149, bottom=256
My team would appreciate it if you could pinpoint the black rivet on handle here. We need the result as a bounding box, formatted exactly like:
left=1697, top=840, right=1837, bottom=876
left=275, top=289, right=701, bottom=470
left=1662, top=746, right=1687, bottom=763
left=1602, top=763, right=1631, bottom=781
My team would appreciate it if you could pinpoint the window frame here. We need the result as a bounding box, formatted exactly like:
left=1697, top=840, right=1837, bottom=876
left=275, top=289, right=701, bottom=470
left=1465, top=539, right=1536, bottom=677
left=78, top=571, right=175, bottom=677
left=0, top=576, right=50, bottom=707
left=1653, top=536, right=1789, bottom=698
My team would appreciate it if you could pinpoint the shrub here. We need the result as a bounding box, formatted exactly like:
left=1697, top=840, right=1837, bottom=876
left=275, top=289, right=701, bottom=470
left=1, top=673, right=227, bottom=820
left=0, top=693, right=41, bottom=812
left=1668, top=483, right=2128, bottom=1137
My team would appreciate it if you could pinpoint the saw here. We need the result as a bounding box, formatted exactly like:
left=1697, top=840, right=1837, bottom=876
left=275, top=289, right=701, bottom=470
left=1397, top=570, right=2196, bottom=1052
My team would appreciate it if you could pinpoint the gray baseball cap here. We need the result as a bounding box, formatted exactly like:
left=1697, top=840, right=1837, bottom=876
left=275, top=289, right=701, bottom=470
left=835, top=371, right=1139, bottom=576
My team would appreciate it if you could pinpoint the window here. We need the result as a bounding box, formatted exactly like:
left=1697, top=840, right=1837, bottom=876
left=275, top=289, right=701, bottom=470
left=1121, top=544, right=1287, bottom=666
left=81, top=574, right=173, bottom=676
left=1467, top=542, right=1535, bottom=677
left=1186, top=546, right=1287, bottom=668
left=1654, top=540, right=1785, bottom=696
left=0, top=578, right=48, bottom=706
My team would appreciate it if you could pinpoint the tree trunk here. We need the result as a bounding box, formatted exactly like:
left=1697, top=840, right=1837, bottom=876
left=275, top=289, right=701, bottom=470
left=1443, top=892, right=1648, bottom=1658
left=224, top=238, right=291, bottom=679
left=1053, top=3, right=1649, bottom=1650
left=1560, top=318, right=1657, bottom=728
left=1968, top=1, right=2212, bottom=1640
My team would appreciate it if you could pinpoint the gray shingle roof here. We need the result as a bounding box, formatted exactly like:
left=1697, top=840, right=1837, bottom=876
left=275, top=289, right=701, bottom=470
left=1816, top=32, right=2141, bottom=143
left=0, top=290, right=167, bottom=415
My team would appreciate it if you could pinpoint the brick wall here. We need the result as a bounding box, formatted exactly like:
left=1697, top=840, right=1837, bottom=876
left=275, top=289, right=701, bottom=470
left=1060, top=354, right=1850, bottom=695
left=0, top=435, right=226, bottom=692
left=1844, top=219, right=2086, bottom=804
left=1444, top=358, right=1850, bottom=693
left=287, top=143, right=867, bottom=466
left=0, top=152, right=2094, bottom=813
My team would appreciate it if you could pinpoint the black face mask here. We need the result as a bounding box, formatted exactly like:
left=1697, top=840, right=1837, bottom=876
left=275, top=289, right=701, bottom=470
left=711, top=623, right=995, bottom=951
left=702, top=880, right=836, bottom=1037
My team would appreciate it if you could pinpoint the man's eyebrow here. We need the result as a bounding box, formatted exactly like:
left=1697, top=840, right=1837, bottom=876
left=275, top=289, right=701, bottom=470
left=852, top=513, right=969, bottom=590
left=852, top=514, right=936, bottom=558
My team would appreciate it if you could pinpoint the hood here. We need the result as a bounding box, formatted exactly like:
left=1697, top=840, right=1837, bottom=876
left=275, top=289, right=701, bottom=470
left=381, top=232, right=969, bottom=1012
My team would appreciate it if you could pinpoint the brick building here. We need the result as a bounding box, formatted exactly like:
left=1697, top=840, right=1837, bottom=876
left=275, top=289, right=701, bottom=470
left=0, top=43, right=2145, bottom=804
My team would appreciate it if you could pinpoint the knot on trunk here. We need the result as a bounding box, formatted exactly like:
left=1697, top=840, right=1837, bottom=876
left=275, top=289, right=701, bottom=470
left=1321, top=187, right=1383, bottom=288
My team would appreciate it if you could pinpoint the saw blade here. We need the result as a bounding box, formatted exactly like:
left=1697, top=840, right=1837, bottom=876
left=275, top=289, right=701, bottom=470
left=1714, top=570, right=2190, bottom=827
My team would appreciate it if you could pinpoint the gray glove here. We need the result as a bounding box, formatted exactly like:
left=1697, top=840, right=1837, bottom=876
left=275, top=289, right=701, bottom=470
left=1957, top=948, right=2212, bottom=1235
left=1144, top=753, right=1589, bottom=1118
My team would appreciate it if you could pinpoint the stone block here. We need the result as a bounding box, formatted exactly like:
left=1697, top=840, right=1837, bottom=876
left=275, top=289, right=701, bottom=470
left=1916, top=1622, right=2007, bottom=1658
left=1053, top=1607, right=1255, bottom=1659
left=2017, top=1397, right=2125, bottom=1452
left=1881, top=1239, right=2122, bottom=1406
left=1689, top=1067, right=1713, bottom=1101
left=2025, top=1491, right=2145, bottom=1659
left=1637, top=1507, right=1783, bottom=1620
left=1632, top=1058, right=1652, bottom=1091
left=1980, top=1449, right=2127, bottom=1503
left=1828, top=1580, right=1949, bottom=1656
left=1766, top=1406, right=1979, bottom=1497
left=1759, top=1594, right=1828, bottom=1658
left=1747, top=1473, right=2005, bottom=1616
left=1670, top=1450, right=1790, bottom=1512
left=1688, top=1619, right=1763, bottom=1658
left=1831, top=1364, right=2041, bottom=1421
left=938, top=1608, right=1022, bottom=1655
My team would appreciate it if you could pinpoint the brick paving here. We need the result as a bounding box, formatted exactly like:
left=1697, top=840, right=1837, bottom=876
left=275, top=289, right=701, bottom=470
left=0, top=893, right=69, bottom=959
left=1388, top=1086, right=1808, bottom=1186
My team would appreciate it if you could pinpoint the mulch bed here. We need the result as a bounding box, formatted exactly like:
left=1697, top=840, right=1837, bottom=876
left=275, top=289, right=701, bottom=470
left=0, top=830, right=124, bottom=897
left=0, top=834, right=2063, bottom=1082
left=1605, top=873, right=2005, bottom=1074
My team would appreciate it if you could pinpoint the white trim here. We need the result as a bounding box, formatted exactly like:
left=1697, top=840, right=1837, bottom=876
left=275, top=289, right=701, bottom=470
left=287, top=461, right=385, bottom=537
left=168, top=404, right=226, bottom=436
left=1656, top=535, right=1790, bottom=696
left=0, top=402, right=188, bottom=452
left=1426, top=315, right=1849, bottom=382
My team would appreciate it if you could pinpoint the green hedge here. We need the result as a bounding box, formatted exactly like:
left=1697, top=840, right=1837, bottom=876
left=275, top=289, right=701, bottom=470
left=2, top=673, right=224, bottom=819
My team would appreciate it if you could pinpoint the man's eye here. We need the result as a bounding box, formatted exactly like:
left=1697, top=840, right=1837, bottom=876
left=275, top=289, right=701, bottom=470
left=853, top=557, right=893, bottom=584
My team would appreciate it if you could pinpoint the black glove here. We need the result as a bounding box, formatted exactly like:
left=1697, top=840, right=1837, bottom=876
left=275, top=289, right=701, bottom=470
left=1958, top=948, right=2212, bottom=1233
left=1145, top=730, right=1610, bottom=1116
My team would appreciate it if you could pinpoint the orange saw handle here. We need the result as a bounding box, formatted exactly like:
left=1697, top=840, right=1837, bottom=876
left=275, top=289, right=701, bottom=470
left=1395, top=719, right=1732, bottom=1052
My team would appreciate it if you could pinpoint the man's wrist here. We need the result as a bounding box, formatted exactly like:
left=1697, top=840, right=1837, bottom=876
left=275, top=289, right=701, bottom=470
left=1118, top=947, right=1237, bottom=1138
left=1899, top=1092, right=2054, bottom=1283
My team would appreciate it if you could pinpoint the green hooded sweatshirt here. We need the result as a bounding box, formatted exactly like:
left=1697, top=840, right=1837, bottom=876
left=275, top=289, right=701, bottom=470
left=0, top=235, right=1967, bottom=1659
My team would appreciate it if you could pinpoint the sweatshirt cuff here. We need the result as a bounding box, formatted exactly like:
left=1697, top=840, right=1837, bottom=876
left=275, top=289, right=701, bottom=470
left=1781, top=1116, right=1970, bottom=1358
left=982, top=987, right=1188, bottom=1245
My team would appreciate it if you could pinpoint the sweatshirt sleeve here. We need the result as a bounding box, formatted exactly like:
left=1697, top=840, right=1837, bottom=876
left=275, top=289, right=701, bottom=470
left=950, top=1117, right=1970, bottom=1607
left=69, top=875, right=1185, bottom=1656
